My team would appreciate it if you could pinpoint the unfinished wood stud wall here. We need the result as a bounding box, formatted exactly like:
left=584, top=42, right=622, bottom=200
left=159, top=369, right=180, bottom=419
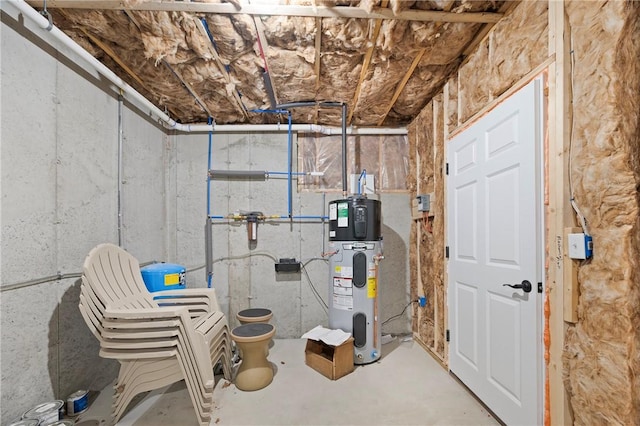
left=408, top=1, right=640, bottom=424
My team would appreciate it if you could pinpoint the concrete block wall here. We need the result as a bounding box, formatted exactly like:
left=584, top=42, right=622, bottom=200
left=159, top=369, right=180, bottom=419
left=175, top=132, right=412, bottom=337
left=1, top=7, right=169, bottom=423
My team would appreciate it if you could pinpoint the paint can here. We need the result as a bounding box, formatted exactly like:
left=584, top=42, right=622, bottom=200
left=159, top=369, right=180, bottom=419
left=7, top=419, right=40, bottom=426
left=66, top=390, right=89, bottom=416
left=22, top=400, right=64, bottom=424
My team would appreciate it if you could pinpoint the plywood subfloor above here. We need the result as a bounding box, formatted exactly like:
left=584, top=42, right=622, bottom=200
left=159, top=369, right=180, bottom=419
left=26, top=0, right=510, bottom=127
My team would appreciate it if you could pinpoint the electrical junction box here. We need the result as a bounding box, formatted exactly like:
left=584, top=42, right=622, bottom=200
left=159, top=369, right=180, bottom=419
left=275, top=258, right=301, bottom=273
left=417, top=194, right=432, bottom=212
left=568, top=233, right=593, bottom=259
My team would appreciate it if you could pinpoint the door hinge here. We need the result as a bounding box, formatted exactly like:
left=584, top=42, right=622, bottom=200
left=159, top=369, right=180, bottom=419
left=446, top=329, right=450, bottom=342
left=445, top=162, right=449, bottom=175
left=445, top=246, right=449, bottom=258
left=538, top=282, right=543, bottom=293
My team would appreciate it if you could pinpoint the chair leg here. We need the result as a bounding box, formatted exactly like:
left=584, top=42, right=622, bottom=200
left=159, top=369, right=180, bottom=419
left=113, top=359, right=182, bottom=415
left=175, top=350, right=214, bottom=426
left=211, top=344, right=233, bottom=381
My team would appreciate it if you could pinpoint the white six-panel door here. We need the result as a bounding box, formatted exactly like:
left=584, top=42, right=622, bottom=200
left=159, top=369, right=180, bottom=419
left=447, top=79, right=543, bottom=425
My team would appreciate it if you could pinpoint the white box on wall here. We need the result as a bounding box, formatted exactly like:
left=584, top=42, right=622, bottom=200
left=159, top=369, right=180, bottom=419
left=568, top=233, right=593, bottom=259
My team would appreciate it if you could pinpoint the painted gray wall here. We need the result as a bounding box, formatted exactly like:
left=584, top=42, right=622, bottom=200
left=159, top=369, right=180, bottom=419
left=175, top=132, right=412, bottom=338
left=1, top=7, right=169, bottom=423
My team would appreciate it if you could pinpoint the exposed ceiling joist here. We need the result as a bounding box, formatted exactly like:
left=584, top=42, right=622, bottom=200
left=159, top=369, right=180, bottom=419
left=82, top=30, right=146, bottom=89
left=163, top=61, right=213, bottom=116
left=62, top=8, right=180, bottom=119
left=314, top=17, right=322, bottom=94
left=374, top=1, right=456, bottom=125
left=194, top=18, right=249, bottom=120
left=33, top=1, right=504, bottom=23
left=377, top=48, right=426, bottom=126
left=314, top=16, right=322, bottom=124
left=349, top=0, right=388, bottom=125
left=124, top=9, right=213, bottom=118
left=253, top=16, right=279, bottom=108
left=28, top=0, right=510, bottom=126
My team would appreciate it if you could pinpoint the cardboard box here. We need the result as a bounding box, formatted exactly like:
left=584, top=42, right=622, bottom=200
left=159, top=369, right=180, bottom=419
left=304, top=337, right=354, bottom=380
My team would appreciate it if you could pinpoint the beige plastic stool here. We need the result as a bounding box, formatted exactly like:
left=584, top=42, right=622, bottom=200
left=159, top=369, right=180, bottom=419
left=231, top=323, right=276, bottom=391
left=236, top=308, right=273, bottom=324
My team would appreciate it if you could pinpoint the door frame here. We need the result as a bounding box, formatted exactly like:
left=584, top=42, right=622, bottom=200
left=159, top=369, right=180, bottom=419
left=444, top=75, right=547, bottom=425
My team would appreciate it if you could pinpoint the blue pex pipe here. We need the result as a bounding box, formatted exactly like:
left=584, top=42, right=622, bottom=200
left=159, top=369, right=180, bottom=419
left=358, top=169, right=366, bottom=195
left=207, top=117, right=213, bottom=288
left=207, top=117, right=213, bottom=218
left=287, top=111, right=292, bottom=219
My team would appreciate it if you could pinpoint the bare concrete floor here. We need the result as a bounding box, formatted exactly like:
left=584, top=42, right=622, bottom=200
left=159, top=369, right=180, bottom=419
left=76, top=338, right=499, bottom=426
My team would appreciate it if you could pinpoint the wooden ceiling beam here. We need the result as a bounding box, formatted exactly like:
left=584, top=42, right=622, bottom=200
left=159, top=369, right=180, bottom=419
left=163, top=61, right=214, bottom=117
left=314, top=17, right=322, bottom=94
left=194, top=18, right=250, bottom=121
left=32, top=1, right=504, bottom=23
left=376, top=48, right=426, bottom=126
left=313, top=17, right=322, bottom=124
left=126, top=9, right=246, bottom=120
left=58, top=9, right=180, bottom=119
left=82, top=30, right=145, bottom=89
left=374, top=1, right=458, bottom=127
left=253, top=15, right=279, bottom=107
left=348, top=0, right=388, bottom=125
left=124, top=9, right=214, bottom=118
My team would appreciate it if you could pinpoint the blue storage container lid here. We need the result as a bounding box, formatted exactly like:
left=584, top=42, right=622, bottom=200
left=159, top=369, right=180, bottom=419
left=141, top=263, right=185, bottom=274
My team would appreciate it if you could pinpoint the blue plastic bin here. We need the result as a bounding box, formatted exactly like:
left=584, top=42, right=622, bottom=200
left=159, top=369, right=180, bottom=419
left=140, top=263, right=186, bottom=292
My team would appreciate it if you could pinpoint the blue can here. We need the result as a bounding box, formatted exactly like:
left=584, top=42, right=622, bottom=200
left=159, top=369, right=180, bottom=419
left=140, top=263, right=186, bottom=292
left=66, top=390, right=88, bottom=416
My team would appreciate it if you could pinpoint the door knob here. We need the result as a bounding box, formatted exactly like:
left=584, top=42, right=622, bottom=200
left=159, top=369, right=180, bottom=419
left=503, top=280, right=532, bottom=293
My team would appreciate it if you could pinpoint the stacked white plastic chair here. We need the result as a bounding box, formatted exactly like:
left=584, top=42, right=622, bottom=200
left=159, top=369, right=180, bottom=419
left=79, top=243, right=232, bottom=426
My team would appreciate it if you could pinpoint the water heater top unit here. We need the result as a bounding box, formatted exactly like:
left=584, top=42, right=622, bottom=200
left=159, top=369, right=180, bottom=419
left=328, top=196, right=381, bottom=242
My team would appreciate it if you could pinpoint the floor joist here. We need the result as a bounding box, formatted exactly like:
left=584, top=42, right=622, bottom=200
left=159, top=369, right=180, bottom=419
left=348, top=0, right=388, bottom=125
left=33, top=1, right=504, bottom=23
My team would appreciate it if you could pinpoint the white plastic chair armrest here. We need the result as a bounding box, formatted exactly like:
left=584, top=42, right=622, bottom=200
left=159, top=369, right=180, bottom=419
left=104, top=306, right=188, bottom=320
left=152, top=288, right=220, bottom=312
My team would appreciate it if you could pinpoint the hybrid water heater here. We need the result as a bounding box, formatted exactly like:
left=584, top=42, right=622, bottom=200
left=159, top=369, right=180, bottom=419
left=328, top=196, right=383, bottom=364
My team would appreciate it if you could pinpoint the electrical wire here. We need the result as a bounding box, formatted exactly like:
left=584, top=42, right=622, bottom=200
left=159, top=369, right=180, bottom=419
left=186, top=264, right=206, bottom=273
left=568, top=34, right=590, bottom=236
left=211, top=251, right=279, bottom=264
left=187, top=252, right=282, bottom=277
left=200, top=251, right=329, bottom=313
left=1, top=260, right=158, bottom=293
left=302, top=257, right=329, bottom=265
left=301, top=259, right=329, bottom=313
left=161, top=255, right=280, bottom=276
left=381, top=300, right=416, bottom=325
